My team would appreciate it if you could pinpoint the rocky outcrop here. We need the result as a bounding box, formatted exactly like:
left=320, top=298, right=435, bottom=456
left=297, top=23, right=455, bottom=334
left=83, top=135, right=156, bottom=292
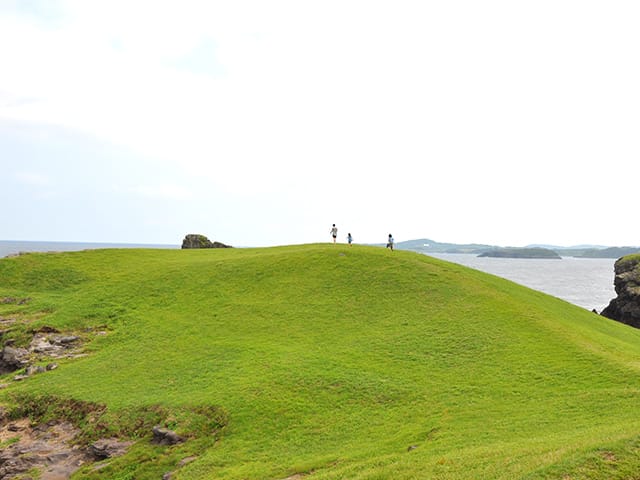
left=89, top=438, right=134, bottom=459
left=601, top=255, right=640, bottom=328
left=0, top=327, right=84, bottom=376
left=181, top=234, right=232, bottom=249
left=0, top=345, right=29, bottom=373
left=152, top=426, right=184, bottom=445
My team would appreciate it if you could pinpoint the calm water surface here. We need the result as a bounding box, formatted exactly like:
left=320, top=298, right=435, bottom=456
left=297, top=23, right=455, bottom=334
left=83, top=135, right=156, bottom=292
left=427, top=253, right=616, bottom=312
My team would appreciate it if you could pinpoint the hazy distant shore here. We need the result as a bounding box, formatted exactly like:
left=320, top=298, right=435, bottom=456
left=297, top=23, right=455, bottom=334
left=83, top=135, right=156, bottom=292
left=0, top=240, right=179, bottom=258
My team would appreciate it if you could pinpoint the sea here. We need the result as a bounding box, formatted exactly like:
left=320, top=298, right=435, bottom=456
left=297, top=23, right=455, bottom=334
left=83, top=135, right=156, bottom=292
left=0, top=241, right=617, bottom=313
left=427, top=253, right=616, bottom=313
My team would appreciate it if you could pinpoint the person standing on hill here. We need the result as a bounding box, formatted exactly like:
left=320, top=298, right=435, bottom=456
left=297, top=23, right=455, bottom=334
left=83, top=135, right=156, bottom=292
left=387, top=234, right=394, bottom=251
left=347, top=233, right=353, bottom=246
left=330, top=224, right=338, bottom=243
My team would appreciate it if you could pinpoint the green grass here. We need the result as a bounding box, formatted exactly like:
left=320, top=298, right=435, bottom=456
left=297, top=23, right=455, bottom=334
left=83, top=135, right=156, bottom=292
left=1, top=244, right=640, bottom=479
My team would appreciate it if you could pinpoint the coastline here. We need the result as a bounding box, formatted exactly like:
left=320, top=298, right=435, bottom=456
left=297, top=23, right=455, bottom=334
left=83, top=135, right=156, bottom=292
left=0, top=240, right=179, bottom=259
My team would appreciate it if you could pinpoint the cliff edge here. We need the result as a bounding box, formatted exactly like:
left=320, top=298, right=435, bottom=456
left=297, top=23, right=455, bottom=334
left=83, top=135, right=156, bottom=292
left=601, top=254, right=640, bottom=328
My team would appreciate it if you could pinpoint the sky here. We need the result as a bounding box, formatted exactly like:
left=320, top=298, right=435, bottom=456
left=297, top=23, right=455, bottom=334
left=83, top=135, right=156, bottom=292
left=1, top=0, right=638, bottom=248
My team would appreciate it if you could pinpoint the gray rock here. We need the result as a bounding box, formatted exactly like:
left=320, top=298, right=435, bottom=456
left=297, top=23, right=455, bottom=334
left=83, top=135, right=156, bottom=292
left=601, top=255, right=640, bottom=328
left=29, top=333, right=82, bottom=359
left=1, top=346, right=30, bottom=373
left=89, top=438, right=133, bottom=459
left=178, top=456, right=198, bottom=466
left=54, top=335, right=79, bottom=344
left=30, top=336, right=56, bottom=354
left=181, top=234, right=232, bottom=249
left=152, top=426, right=184, bottom=445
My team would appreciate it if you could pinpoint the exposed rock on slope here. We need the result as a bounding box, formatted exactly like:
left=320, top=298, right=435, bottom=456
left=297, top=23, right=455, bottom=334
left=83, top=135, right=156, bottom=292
left=0, top=417, right=88, bottom=480
left=0, top=326, right=84, bottom=376
left=181, top=234, right=232, bottom=249
left=0, top=415, right=133, bottom=479
left=601, top=255, right=640, bottom=328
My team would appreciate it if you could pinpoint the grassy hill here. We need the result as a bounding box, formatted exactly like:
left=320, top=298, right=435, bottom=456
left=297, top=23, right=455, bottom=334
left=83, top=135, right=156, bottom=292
left=2, top=244, right=640, bottom=479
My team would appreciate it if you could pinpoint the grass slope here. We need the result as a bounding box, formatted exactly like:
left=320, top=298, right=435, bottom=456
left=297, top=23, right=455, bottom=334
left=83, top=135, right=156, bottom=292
left=2, top=244, right=640, bottom=479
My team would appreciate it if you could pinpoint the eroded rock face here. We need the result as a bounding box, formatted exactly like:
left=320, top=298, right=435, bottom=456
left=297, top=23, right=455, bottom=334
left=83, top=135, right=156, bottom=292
left=601, top=255, right=640, bottom=328
left=181, top=234, right=232, bottom=249
left=0, top=419, right=90, bottom=480
left=0, top=346, right=29, bottom=374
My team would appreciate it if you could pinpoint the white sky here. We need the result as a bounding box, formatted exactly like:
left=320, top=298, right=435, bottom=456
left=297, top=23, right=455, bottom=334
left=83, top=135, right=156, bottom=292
left=1, top=0, right=638, bottom=247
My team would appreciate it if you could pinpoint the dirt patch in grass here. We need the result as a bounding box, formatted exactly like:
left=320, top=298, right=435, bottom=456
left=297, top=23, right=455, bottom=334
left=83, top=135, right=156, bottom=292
left=0, top=394, right=228, bottom=479
left=0, top=417, right=90, bottom=479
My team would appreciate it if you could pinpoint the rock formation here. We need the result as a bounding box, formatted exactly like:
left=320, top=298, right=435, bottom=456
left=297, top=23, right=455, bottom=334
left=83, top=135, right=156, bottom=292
left=0, top=345, right=29, bottom=374
left=181, top=234, right=232, bottom=249
left=0, top=327, right=83, bottom=376
left=152, top=426, right=184, bottom=445
left=601, top=255, right=640, bottom=328
left=89, top=438, right=134, bottom=459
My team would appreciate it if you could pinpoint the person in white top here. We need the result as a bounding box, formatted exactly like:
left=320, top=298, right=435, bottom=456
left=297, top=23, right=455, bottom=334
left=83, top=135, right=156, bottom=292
left=330, top=224, right=338, bottom=243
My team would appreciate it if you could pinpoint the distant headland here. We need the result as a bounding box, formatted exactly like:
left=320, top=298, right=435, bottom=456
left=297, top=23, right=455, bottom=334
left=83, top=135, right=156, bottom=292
left=478, top=247, right=561, bottom=259
left=396, top=238, right=640, bottom=259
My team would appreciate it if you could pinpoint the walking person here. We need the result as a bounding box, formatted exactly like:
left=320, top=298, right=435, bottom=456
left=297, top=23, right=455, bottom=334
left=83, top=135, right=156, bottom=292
left=347, top=233, right=353, bottom=246
left=386, top=234, right=394, bottom=251
left=330, top=224, right=338, bottom=244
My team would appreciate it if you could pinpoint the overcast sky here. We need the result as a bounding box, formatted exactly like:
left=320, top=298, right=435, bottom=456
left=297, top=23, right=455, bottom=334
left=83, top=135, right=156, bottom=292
left=1, top=0, right=638, bottom=247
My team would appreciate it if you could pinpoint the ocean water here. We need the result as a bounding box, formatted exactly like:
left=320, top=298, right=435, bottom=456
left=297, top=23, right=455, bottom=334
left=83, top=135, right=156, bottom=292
left=0, top=240, right=179, bottom=259
left=428, top=253, right=616, bottom=312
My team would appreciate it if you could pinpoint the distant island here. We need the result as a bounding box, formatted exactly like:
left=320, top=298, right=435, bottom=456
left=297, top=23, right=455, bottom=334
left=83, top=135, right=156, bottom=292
left=395, top=238, right=498, bottom=254
left=396, top=238, right=639, bottom=259
left=573, top=247, right=640, bottom=258
left=478, top=247, right=561, bottom=259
